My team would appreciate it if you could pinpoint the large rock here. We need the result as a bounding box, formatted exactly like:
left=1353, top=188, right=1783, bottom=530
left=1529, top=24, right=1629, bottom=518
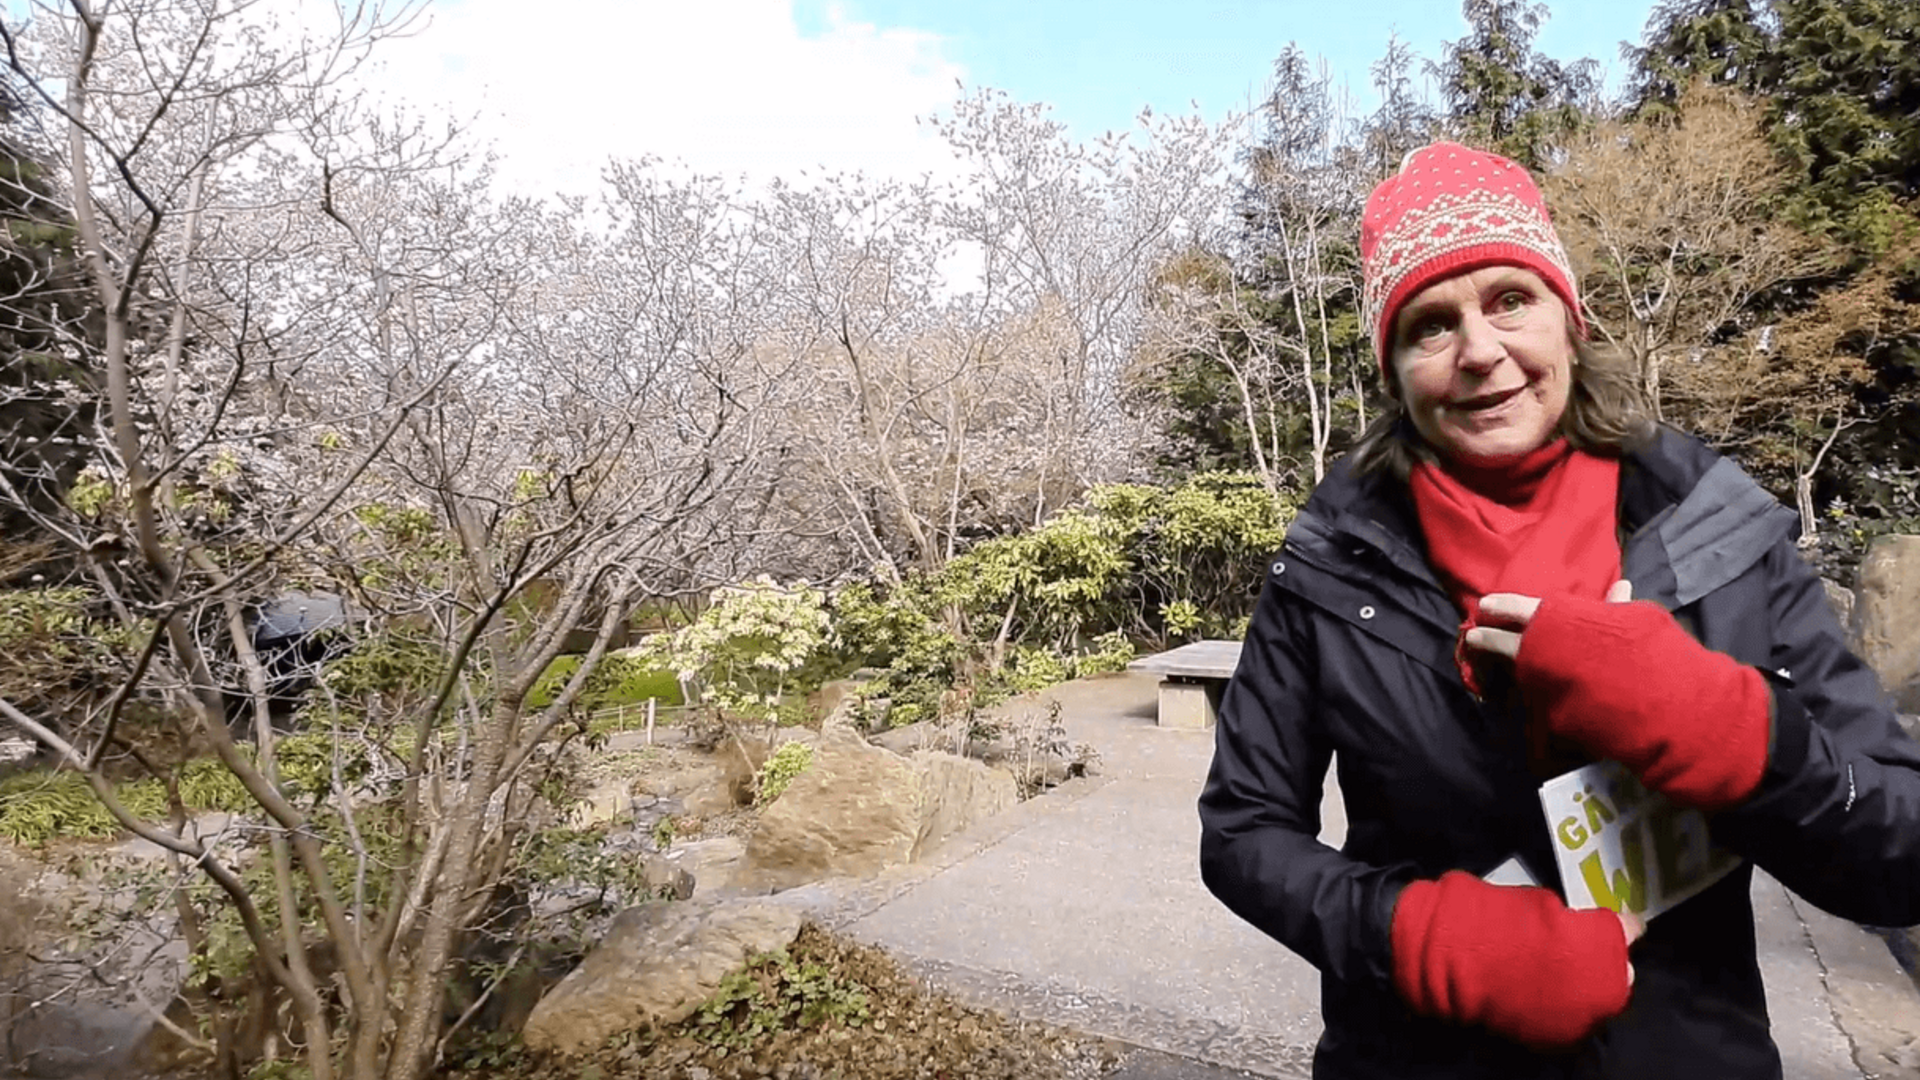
left=714, top=734, right=771, bottom=807
left=869, top=718, right=1090, bottom=793
left=521, top=897, right=803, bottom=1055
left=574, top=779, right=634, bottom=830
left=869, top=718, right=945, bottom=757
left=742, top=732, right=923, bottom=890
left=740, top=733, right=1022, bottom=888
left=667, top=835, right=747, bottom=895
left=1857, top=535, right=1920, bottom=713
left=809, top=679, right=869, bottom=730
left=911, top=751, right=1017, bottom=859
left=641, top=854, right=696, bottom=901
left=1821, top=577, right=1856, bottom=635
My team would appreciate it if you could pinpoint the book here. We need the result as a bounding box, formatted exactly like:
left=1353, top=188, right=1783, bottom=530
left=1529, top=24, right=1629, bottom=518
left=1535, top=759, right=1742, bottom=920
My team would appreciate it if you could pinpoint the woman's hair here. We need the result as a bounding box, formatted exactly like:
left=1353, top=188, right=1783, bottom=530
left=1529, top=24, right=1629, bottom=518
left=1346, top=315, right=1655, bottom=481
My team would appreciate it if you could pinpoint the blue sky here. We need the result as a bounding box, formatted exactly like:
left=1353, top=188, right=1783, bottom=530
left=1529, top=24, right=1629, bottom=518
left=2, top=1, right=1663, bottom=196
left=797, top=0, right=1660, bottom=139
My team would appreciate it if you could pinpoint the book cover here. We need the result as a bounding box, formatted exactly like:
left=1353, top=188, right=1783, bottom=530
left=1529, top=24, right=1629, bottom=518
left=1536, top=760, right=1742, bottom=920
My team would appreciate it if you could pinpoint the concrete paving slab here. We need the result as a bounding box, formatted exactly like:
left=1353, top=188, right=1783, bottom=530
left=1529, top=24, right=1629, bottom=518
left=1753, top=870, right=1870, bottom=1078
left=1105, top=1047, right=1267, bottom=1080
left=1790, top=889, right=1920, bottom=1078
left=822, top=673, right=1911, bottom=1079
left=849, top=770, right=1325, bottom=1072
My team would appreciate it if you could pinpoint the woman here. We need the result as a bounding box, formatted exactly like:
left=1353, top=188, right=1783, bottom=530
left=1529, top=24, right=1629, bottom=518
left=1197, top=141, right=1920, bottom=1078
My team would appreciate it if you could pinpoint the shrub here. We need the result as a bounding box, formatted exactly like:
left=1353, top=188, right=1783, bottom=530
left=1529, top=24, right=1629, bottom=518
left=528, top=653, right=685, bottom=711
left=0, top=732, right=370, bottom=846
left=687, top=939, right=870, bottom=1051
left=0, top=770, right=157, bottom=844
left=754, top=742, right=814, bottom=804
left=1003, top=647, right=1069, bottom=693
left=640, top=578, right=831, bottom=728
left=824, top=471, right=1286, bottom=716
left=1074, top=630, right=1135, bottom=676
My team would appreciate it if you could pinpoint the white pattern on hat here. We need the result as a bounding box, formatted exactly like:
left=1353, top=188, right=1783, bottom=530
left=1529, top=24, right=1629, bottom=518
left=1361, top=189, right=1577, bottom=342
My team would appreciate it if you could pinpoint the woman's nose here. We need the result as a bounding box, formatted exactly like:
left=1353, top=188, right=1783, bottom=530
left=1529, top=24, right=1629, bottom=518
left=1456, top=311, right=1505, bottom=372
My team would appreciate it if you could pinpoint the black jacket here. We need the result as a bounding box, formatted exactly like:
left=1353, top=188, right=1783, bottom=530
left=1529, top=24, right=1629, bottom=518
left=1198, top=428, right=1920, bottom=1079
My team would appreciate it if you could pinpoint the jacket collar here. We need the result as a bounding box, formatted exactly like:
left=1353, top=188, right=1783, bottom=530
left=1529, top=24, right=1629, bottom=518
left=1290, top=426, right=1798, bottom=612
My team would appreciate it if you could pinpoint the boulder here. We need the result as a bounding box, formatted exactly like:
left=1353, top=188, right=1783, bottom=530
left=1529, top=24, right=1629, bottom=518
left=1821, top=577, right=1856, bottom=635
left=574, top=780, right=634, bottom=830
left=910, top=751, right=1017, bottom=859
left=809, top=678, right=869, bottom=729
left=668, top=835, right=747, bottom=895
left=641, top=854, right=696, bottom=901
left=628, top=794, right=685, bottom=845
left=681, top=777, right=739, bottom=819
left=621, top=751, right=733, bottom=819
left=740, top=734, right=1024, bottom=889
left=1856, top=535, right=1920, bottom=713
left=742, top=732, right=923, bottom=890
left=521, top=897, right=803, bottom=1055
left=714, top=734, right=771, bottom=807
left=818, top=692, right=863, bottom=740
left=869, top=718, right=942, bottom=757
left=869, top=718, right=1091, bottom=795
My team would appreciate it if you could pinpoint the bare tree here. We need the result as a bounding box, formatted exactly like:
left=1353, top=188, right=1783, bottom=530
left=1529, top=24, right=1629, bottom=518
left=1141, top=50, right=1370, bottom=490
left=1545, top=83, right=1834, bottom=421
left=934, top=88, right=1235, bottom=512
left=0, top=6, right=784, bottom=1079
left=1237, top=50, right=1370, bottom=485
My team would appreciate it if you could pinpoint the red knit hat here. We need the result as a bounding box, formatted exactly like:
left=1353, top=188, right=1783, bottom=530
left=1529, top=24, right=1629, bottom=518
left=1361, top=142, right=1584, bottom=370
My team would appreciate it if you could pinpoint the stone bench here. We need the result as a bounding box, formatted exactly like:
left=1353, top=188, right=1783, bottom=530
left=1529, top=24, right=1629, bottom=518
left=1127, top=639, right=1242, bottom=730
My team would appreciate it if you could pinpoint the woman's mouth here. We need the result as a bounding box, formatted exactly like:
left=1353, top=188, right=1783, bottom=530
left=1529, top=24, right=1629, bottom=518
left=1452, top=387, right=1524, bottom=415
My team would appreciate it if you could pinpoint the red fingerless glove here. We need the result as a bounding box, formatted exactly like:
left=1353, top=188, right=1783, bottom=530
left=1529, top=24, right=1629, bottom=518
left=1516, top=598, right=1771, bottom=810
left=1391, top=871, right=1632, bottom=1049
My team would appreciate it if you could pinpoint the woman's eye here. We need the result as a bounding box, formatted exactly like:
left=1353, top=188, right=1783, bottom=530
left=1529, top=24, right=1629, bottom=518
left=1494, top=291, right=1528, bottom=313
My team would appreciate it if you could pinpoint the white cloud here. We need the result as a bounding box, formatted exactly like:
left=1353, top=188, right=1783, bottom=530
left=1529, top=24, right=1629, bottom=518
left=358, top=0, right=969, bottom=198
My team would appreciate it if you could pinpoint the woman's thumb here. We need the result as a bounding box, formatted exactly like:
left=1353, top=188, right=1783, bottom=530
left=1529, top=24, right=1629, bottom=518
left=1618, top=909, right=1644, bottom=986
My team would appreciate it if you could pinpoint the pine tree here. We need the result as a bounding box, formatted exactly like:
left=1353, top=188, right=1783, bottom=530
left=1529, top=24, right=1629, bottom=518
left=1428, top=0, right=1601, bottom=168
left=1361, top=33, right=1439, bottom=179
left=1624, top=0, right=1776, bottom=119
left=1628, top=0, right=1919, bottom=251
left=1767, top=0, right=1920, bottom=249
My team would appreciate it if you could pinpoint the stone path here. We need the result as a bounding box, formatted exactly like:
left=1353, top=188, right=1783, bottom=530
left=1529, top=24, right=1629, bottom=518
left=802, top=671, right=1920, bottom=1079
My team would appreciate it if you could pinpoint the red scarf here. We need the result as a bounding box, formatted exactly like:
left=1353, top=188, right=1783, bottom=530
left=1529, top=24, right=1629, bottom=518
left=1408, top=440, right=1622, bottom=699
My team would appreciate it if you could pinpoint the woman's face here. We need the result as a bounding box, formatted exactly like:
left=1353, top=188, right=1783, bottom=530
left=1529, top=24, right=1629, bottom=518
left=1389, top=265, right=1575, bottom=463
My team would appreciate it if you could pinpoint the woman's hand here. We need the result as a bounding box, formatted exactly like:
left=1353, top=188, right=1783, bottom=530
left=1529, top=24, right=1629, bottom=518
left=1391, top=871, right=1643, bottom=1048
left=1465, top=579, right=1633, bottom=660
left=1476, top=581, right=1773, bottom=810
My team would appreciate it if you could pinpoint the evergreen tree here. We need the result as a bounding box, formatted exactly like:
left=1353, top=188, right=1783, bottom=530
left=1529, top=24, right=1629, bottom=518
left=1624, top=0, right=1776, bottom=119
left=0, top=76, right=102, bottom=550
left=1628, top=0, right=1919, bottom=541
left=1361, top=33, right=1439, bottom=179
left=1429, top=0, right=1601, bottom=168
left=1767, top=0, right=1920, bottom=249
left=1629, top=0, right=1919, bottom=251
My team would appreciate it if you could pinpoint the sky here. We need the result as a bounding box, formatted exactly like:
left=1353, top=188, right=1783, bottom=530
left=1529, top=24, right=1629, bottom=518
left=6, top=0, right=1664, bottom=199
left=349, top=0, right=1661, bottom=199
